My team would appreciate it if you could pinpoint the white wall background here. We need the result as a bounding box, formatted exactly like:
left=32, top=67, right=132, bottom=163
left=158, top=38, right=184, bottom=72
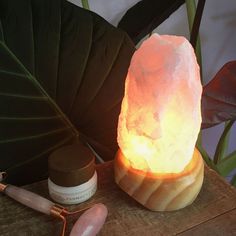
left=68, top=0, right=236, bottom=178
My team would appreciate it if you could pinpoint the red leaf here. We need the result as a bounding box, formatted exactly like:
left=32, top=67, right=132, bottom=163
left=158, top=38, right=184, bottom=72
left=202, top=61, right=236, bottom=129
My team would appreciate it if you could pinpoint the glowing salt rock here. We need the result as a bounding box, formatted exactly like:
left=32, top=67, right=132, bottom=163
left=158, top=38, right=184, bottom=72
left=117, top=33, right=202, bottom=173
left=115, top=34, right=204, bottom=211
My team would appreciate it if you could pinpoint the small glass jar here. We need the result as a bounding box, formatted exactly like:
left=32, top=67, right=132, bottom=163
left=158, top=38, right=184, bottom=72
left=48, top=143, right=97, bottom=205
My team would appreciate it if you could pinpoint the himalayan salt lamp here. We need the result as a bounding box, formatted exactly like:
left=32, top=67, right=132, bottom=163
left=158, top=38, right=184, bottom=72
left=114, top=34, right=204, bottom=211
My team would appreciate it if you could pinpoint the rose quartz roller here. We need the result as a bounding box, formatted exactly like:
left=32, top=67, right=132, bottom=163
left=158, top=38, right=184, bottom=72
left=0, top=178, right=107, bottom=236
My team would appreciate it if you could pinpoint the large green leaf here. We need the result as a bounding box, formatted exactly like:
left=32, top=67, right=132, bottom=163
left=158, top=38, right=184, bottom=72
left=0, top=40, right=79, bottom=185
left=201, top=61, right=236, bottom=129
left=0, top=0, right=134, bottom=185
left=118, top=0, right=184, bottom=45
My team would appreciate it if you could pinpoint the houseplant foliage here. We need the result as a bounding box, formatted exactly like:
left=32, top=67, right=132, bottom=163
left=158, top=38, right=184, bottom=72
left=0, top=0, right=134, bottom=185
left=201, top=61, right=236, bottom=185
left=118, top=0, right=185, bottom=45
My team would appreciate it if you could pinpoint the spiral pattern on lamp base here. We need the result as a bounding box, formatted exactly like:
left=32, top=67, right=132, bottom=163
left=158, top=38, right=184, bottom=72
left=114, top=148, right=204, bottom=211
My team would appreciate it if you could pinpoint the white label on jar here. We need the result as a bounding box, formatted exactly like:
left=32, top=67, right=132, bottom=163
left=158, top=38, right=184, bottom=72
left=48, top=171, right=97, bottom=205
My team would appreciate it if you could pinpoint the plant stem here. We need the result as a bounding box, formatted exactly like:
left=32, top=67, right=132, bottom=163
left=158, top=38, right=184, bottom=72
left=214, top=121, right=234, bottom=164
left=222, top=120, right=231, bottom=157
left=81, top=0, right=90, bottom=10
left=190, top=0, right=206, bottom=49
left=217, top=150, right=236, bottom=177
left=186, top=0, right=204, bottom=146
left=196, top=141, right=218, bottom=172
left=185, top=0, right=203, bottom=83
left=197, top=131, right=202, bottom=146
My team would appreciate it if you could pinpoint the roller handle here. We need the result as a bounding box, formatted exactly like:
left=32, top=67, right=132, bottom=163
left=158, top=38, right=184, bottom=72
left=3, top=184, right=54, bottom=215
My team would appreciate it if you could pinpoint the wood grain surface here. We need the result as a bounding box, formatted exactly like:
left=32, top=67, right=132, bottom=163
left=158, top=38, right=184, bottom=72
left=0, top=161, right=236, bottom=236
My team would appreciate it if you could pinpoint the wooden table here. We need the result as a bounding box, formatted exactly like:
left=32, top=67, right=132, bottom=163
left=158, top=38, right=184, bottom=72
left=0, top=161, right=236, bottom=236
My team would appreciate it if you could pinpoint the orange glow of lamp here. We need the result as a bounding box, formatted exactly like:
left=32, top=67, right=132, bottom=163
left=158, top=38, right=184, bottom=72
left=114, top=34, right=204, bottom=211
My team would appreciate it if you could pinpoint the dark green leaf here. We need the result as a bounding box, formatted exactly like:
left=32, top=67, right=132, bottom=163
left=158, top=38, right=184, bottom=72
left=0, top=39, right=79, bottom=185
left=217, top=150, right=236, bottom=177
left=201, top=61, right=236, bottom=129
left=118, top=0, right=184, bottom=45
left=0, top=0, right=134, bottom=185
left=213, top=120, right=234, bottom=164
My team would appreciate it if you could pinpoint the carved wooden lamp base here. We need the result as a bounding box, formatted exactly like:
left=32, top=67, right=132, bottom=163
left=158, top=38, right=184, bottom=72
left=114, top=148, right=204, bottom=211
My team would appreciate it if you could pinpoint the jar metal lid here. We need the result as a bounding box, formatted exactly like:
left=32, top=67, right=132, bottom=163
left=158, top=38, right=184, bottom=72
left=48, top=143, right=95, bottom=187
